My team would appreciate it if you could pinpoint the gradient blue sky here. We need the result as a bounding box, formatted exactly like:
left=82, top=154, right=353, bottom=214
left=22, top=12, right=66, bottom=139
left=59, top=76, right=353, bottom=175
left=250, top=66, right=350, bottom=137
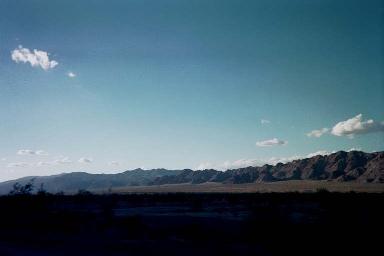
left=0, top=0, right=383, bottom=181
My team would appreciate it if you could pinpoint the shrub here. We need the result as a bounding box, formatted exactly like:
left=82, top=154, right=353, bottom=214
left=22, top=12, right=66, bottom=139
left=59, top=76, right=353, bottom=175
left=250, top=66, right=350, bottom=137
left=316, top=187, right=329, bottom=193
left=9, top=179, right=35, bottom=195
left=77, top=189, right=92, bottom=196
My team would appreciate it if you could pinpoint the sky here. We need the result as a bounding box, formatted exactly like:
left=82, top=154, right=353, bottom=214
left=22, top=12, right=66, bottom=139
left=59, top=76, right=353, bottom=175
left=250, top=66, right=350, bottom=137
left=0, top=0, right=383, bottom=181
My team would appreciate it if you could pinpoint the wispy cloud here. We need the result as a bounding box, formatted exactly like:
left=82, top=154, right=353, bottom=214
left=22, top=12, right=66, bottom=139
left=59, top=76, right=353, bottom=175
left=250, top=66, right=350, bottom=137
left=17, top=149, right=48, bottom=156
left=36, top=161, right=54, bottom=167
left=108, top=161, right=119, bottom=166
left=10, top=156, right=73, bottom=168
left=17, top=149, right=35, bottom=155
left=36, top=157, right=72, bottom=167
left=197, top=155, right=299, bottom=170
left=306, top=128, right=329, bottom=138
left=7, top=162, right=29, bottom=168
left=331, top=114, right=384, bottom=138
left=11, top=45, right=58, bottom=70
left=260, top=119, right=270, bottom=125
left=36, top=150, right=48, bottom=155
left=256, top=138, right=287, bottom=147
left=54, top=157, right=72, bottom=164
left=78, top=157, right=92, bottom=164
left=197, top=159, right=264, bottom=170
left=196, top=150, right=338, bottom=171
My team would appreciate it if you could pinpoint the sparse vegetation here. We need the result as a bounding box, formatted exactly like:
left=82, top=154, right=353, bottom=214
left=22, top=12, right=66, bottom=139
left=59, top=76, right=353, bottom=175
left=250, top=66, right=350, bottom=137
left=77, top=189, right=92, bottom=196
left=0, top=192, right=382, bottom=255
left=316, top=187, right=330, bottom=193
left=9, top=179, right=35, bottom=195
left=37, top=183, right=49, bottom=196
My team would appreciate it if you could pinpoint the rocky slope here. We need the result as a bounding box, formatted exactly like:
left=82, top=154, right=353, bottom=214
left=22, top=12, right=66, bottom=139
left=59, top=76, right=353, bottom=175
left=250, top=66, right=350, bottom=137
left=152, top=151, right=384, bottom=185
left=0, top=151, right=382, bottom=194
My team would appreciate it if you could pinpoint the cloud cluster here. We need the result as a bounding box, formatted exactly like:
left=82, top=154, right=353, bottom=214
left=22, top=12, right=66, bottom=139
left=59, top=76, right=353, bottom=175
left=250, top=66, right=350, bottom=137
left=35, top=158, right=72, bottom=166
left=196, top=149, right=344, bottom=171
left=11, top=45, right=58, bottom=70
left=256, top=138, right=287, bottom=147
left=306, top=114, right=384, bottom=139
left=55, top=157, right=72, bottom=164
left=197, top=159, right=265, bottom=171
left=197, top=155, right=302, bottom=171
left=17, top=149, right=48, bottom=156
left=331, top=114, right=384, bottom=137
left=6, top=153, right=96, bottom=168
left=306, top=128, right=329, bottom=138
left=7, top=157, right=73, bottom=168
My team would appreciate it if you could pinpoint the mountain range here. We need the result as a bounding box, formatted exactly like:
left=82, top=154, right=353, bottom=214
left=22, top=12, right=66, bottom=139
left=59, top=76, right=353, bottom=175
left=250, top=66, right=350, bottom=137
left=0, top=150, right=383, bottom=194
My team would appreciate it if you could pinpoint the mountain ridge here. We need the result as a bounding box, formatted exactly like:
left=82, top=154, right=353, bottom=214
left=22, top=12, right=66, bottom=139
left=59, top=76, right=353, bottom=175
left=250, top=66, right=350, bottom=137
left=152, top=150, right=384, bottom=185
left=0, top=150, right=383, bottom=194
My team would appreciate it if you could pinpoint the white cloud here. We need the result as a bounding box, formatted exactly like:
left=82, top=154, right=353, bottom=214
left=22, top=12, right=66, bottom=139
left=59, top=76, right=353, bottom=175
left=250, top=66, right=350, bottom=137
left=196, top=156, right=299, bottom=170
left=196, top=147, right=373, bottom=171
left=78, top=157, right=92, bottom=164
left=35, top=150, right=48, bottom=155
left=7, top=162, right=29, bottom=168
left=305, top=148, right=365, bottom=157
left=1, top=158, right=6, bottom=161
left=306, top=128, right=329, bottom=138
left=196, top=162, right=215, bottom=170
left=196, top=159, right=264, bottom=171
left=34, top=157, right=72, bottom=167
left=196, top=150, right=340, bottom=171
left=36, top=161, right=53, bottom=167
left=331, top=114, right=384, bottom=138
left=67, top=71, right=76, bottom=78
left=222, top=159, right=266, bottom=170
left=17, top=149, right=48, bottom=156
left=109, top=161, right=119, bottom=166
left=224, top=159, right=263, bottom=169
left=256, top=138, right=287, bottom=147
left=17, top=149, right=35, bottom=155
left=261, top=119, right=270, bottom=125
left=11, top=45, right=58, bottom=70
left=347, top=147, right=362, bottom=152
left=306, top=150, right=333, bottom=158
left=55, top=157, right=72, bottom=164
left=267, top=155, right=302, bottom=165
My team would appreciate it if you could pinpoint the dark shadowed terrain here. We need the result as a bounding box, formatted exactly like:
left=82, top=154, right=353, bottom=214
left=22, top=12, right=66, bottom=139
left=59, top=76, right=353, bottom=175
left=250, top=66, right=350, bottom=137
left=0, top=150, right=382, bottom=255
left=0, top=192, right=382, bottom=256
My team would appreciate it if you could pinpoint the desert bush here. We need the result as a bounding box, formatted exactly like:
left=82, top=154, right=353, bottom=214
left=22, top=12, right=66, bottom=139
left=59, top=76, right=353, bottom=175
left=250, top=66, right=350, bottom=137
left=316, top=187, right=329, bottom=193
left=37, top=183, right=49, bottom=196
left=9, top=179, right=35, bottom=195
left=77, top=189, right=92, bottom=196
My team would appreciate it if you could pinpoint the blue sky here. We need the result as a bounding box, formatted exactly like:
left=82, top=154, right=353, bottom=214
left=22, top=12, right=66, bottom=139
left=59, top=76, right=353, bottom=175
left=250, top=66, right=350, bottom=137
left=0, top=0, right=383, bottom=181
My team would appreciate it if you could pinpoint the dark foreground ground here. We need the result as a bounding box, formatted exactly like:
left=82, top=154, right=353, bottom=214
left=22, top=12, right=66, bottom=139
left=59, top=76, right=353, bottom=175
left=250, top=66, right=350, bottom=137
left=0, top=192, right=382, bottom=256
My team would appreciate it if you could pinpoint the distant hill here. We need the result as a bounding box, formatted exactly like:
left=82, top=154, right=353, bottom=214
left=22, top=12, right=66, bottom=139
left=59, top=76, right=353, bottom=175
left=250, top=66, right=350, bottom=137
left=0, top=168, right=183, bottom=194
left=0, top=151, right=383, bottom=194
